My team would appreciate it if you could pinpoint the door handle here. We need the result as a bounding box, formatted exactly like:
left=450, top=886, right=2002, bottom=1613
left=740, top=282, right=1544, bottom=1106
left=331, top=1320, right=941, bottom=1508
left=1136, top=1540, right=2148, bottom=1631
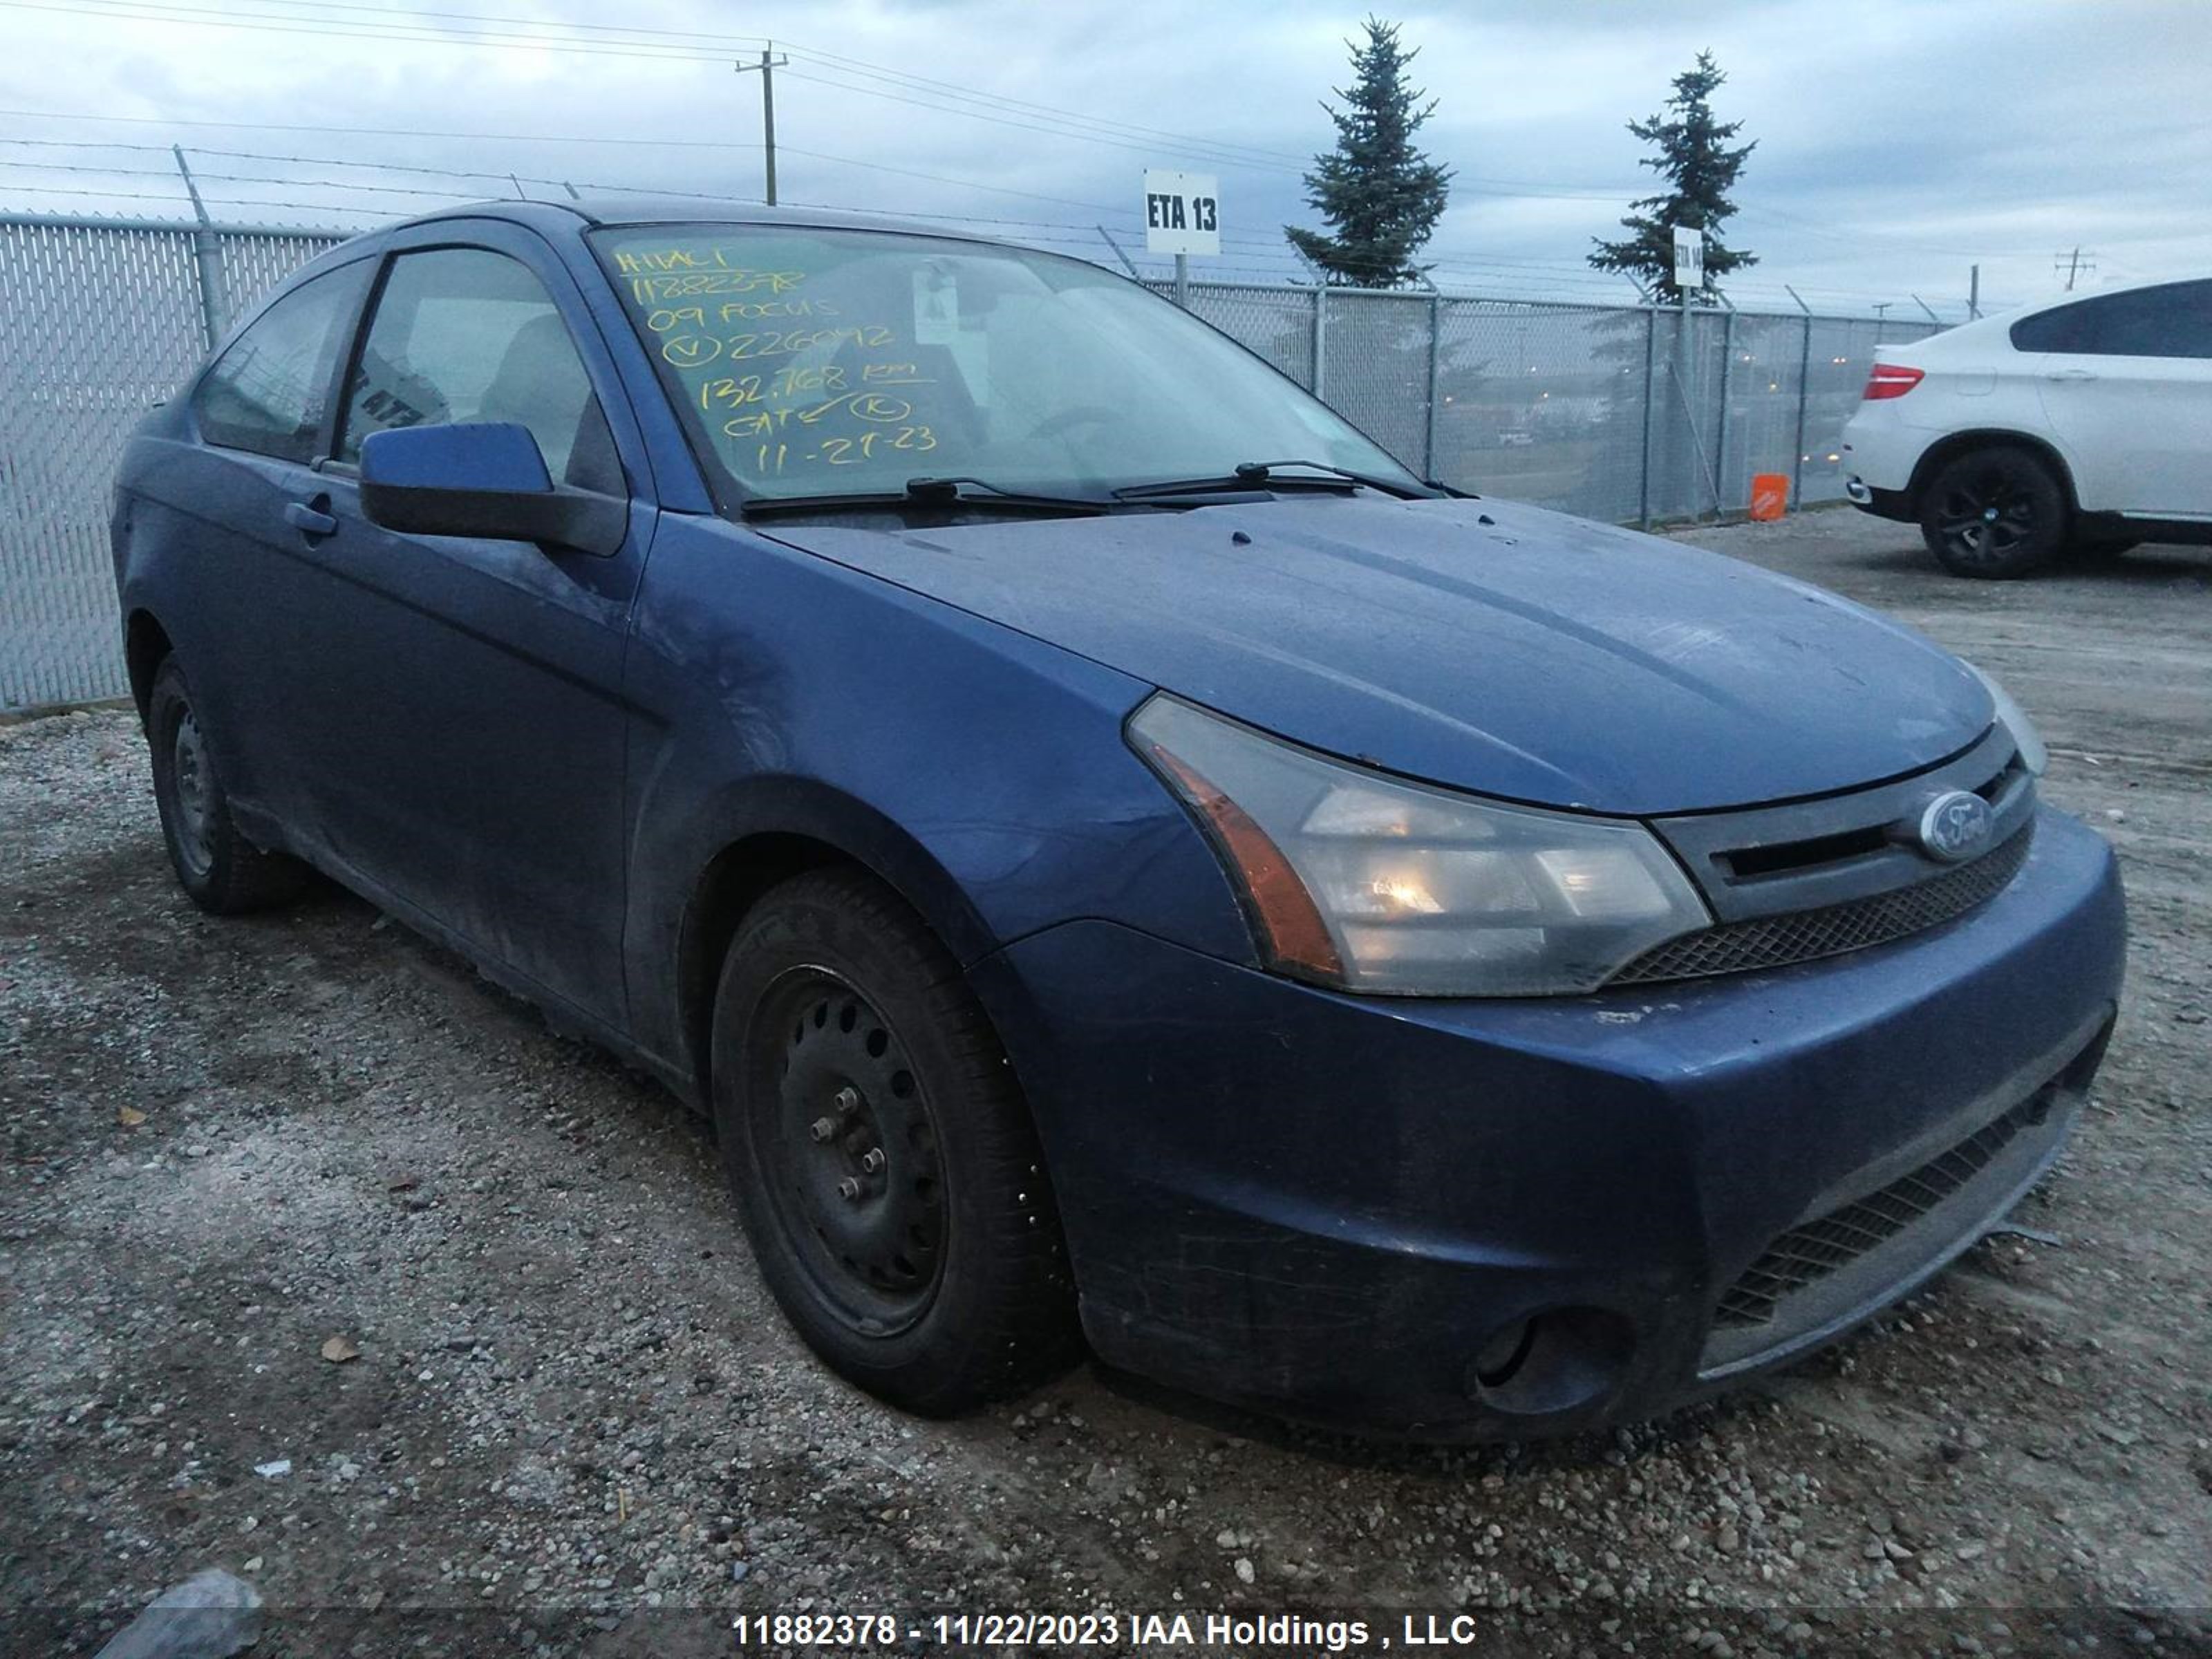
left=2044, top=368, right=2098, bottom=382
left=285, top=498, right=338, bottom=537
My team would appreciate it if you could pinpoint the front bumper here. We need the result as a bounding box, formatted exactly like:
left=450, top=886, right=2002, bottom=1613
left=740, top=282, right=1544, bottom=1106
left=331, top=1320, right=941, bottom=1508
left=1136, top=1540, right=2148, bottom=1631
left=971, top=805, right=2125, bottom=1438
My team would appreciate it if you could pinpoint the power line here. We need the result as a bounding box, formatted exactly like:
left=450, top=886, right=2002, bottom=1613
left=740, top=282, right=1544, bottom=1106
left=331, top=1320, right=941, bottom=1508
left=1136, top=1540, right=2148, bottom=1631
left=20, top=0, right=1324, bottom=172
left=0, top=110, right=1140, bottom=217
left=6, top=0, right=1311, bottom=176
left=3, top=0, right=746, bottom=64
left=4, top=0, right=1655, bottom=199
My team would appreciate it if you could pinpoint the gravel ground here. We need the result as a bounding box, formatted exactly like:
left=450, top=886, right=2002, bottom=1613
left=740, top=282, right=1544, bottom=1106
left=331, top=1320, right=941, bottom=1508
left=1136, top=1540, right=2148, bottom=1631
left=2, top=511, right=2208, bottom=1658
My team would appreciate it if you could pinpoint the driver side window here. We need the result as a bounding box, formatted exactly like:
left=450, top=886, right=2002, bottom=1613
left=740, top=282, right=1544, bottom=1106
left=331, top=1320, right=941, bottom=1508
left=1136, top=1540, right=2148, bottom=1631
left=337, top=247, right=621, bottom=492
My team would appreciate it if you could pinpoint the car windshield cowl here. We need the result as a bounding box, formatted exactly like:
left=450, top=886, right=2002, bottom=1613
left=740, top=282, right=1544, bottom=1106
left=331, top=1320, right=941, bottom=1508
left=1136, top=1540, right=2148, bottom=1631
left=740, top=476, right=1116, bottom=519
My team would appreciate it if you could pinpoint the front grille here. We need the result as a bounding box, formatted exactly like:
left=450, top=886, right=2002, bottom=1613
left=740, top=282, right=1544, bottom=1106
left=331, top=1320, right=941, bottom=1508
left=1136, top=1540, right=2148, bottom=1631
left=1714, top=1086, right=2053, bottom=1329
left=1613, top=823, right=2032, bottom=986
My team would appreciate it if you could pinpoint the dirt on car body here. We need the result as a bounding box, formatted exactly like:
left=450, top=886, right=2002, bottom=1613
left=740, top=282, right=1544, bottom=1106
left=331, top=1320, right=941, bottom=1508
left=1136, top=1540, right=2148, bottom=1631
left=3, top=514, right=2208, bottom=1657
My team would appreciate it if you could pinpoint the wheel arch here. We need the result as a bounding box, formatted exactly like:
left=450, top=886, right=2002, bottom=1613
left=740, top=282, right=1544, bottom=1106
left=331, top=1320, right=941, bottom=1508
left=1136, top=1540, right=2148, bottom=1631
left=1906, top=429, right=2081, bottom=517
left=124, top=608, right=175, bottom=724
left=668, top=782, right=1002, bottom=1106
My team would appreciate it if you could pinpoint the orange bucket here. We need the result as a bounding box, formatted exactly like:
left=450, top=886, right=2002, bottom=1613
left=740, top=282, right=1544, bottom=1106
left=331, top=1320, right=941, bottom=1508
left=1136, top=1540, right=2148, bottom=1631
left=1749, top=473, right=1790, bottom=521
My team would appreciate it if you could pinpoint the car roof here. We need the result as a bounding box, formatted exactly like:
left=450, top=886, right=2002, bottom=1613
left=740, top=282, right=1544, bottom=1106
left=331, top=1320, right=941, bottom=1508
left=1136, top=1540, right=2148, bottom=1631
left=395, top=195, right=1005, bottom=245
left=2009, top=270, right=2210, bottom=318
left=241, top=196, right=1057, bottom=337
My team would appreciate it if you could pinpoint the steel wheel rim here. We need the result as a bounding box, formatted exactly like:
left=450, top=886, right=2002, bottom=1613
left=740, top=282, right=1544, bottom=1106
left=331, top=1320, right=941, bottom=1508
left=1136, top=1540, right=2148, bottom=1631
left=751, top=966, right=948, bottom=1336
left=170, top=709, right=216, bottom=880
left=1934, top=467, right=2037, bottom=563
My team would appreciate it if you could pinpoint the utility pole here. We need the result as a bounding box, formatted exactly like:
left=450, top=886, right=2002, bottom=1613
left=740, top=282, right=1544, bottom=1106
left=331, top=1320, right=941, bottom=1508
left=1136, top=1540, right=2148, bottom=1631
left=1872, top=301, right=1892, bottom=324
left=1968, top=264, right=1980, bottom=320
left=734, top=42, right=789, bottom=206
left=2055, top=247, right=2094, bottom=291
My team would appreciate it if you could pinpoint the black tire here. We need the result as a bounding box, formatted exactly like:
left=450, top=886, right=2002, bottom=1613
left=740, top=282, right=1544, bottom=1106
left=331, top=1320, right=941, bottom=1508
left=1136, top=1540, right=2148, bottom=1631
left=1918, top=447, right=2068, bottom=579
left=146, top=657, right=310, bottom=915
left=710, top=867, right=1080, bottom=1414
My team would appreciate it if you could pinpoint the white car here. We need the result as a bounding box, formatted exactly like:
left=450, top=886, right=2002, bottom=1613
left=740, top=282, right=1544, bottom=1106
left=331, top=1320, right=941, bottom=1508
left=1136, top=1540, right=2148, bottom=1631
left=1842, top=276, right=2212, bottom=577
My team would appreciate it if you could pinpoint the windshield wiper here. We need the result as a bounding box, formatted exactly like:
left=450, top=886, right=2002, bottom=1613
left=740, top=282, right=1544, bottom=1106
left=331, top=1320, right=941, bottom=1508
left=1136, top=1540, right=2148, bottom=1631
left=740, top=476, right=1113, bottom=518
left=1112, top=459, right=1440, bottom=503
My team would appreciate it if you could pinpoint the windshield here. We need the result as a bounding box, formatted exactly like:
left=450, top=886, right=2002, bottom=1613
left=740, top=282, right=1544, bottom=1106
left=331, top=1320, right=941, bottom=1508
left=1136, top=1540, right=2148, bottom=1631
left=591, top=223, right=1419, bottom=504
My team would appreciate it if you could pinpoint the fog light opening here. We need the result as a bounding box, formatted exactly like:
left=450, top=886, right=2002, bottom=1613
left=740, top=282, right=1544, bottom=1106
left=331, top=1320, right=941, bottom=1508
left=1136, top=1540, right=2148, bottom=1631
left=1465, top=1307, right=1636, bottom=1418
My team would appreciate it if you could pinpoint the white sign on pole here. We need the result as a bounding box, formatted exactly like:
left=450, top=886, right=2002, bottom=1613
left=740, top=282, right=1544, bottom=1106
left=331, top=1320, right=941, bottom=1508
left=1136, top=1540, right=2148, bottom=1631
left=1671, top=225, right=1704, bottom=292
left=1143, top=170, right=1220, bottom=256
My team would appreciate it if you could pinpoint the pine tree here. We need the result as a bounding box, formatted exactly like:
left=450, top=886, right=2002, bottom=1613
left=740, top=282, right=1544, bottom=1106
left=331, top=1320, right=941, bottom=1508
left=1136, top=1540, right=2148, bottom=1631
left=1588, top=50, right=1757, bottom=304
left=1284, top=17, right=1453, bottom=288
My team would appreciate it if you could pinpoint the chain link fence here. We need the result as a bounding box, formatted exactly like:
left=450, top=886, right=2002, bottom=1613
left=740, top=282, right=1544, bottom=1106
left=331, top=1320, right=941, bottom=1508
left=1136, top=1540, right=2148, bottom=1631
left=1177, top=279, right=1940, bottom=525
left=1, top=213, right=344, bottom=710
left=0, top=210, right=1939, bottom=712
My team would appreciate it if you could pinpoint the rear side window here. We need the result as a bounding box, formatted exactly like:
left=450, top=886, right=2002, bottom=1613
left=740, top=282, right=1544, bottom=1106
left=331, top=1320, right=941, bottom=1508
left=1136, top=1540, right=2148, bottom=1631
left=2009, top=281, right=2212, bottom=358
left=337, top=247, right=620, bottom=492
left=191, top=261, right=371, bottom=462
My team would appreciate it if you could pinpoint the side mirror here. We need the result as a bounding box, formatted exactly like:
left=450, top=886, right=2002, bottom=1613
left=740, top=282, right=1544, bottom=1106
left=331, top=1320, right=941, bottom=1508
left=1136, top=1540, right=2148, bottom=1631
left=358, top=422, right=626, bottom=556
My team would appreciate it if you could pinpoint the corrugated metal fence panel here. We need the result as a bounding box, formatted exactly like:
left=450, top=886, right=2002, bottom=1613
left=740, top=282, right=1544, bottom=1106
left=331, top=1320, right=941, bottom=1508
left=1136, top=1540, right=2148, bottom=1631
left=0, top=220, right=207, bottom=709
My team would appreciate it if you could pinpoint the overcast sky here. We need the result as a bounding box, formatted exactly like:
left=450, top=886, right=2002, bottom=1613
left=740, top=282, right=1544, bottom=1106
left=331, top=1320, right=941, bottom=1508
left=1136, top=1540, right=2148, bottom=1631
left=2, top=0, right=2207, bottom=318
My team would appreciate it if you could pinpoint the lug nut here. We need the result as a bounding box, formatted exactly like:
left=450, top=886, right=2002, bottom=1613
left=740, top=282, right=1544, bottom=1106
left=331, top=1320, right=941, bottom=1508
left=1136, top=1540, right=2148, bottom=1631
left=834, top=1086, right=860, bottom=1115
left=860, top=1147, right=885, bottom=1173
left=836, top=1176, right=863, bottom=1201
left=809, top=1116, right=836, bottom=1142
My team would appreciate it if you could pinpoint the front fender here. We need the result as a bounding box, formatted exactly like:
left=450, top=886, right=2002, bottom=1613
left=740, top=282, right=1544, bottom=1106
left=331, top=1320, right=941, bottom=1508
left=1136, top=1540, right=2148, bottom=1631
left=619, top=514, right=1257, bottom=1088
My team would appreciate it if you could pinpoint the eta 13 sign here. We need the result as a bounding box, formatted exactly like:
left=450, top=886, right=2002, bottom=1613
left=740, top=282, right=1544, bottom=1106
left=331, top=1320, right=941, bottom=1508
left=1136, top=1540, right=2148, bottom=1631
left=1671, top=225, right=1704, bottom=292
left=1143, top=170, right=1220, bottom=257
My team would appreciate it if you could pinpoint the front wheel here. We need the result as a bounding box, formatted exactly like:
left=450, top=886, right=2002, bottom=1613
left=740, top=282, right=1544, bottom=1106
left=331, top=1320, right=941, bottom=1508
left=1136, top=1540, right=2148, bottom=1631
left=1918, top=447, right=2067, bottom=579
left=711, top=868, right=1080, bottom=1414
left=146, top=657, right=309, bottom=914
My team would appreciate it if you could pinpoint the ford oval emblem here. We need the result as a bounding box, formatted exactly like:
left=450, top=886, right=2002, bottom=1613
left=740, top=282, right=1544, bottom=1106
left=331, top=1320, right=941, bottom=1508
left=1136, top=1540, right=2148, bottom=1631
left=1918, top=789, right=1994, bottom=863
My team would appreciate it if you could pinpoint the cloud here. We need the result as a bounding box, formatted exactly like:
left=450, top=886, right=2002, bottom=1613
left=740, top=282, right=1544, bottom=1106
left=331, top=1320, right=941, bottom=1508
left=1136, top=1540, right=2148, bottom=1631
left=1, top=0, right=2204, bottom=315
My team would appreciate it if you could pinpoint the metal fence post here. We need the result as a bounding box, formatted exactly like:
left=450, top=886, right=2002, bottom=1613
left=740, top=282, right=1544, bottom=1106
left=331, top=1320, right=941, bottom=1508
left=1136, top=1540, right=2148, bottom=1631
left=1712, top=308, right=1735, bottom=521
left=1785, top=285, right=1814, bottom=512
left=1423, top=292, right=1442, bottom=481
left=1792, top=314, right=1814, bottom=511
left=1311, top=286, right=1328, bottom=400
left=1638, top=305, right=1656, bottom=531
left=171, top=145, right=228, bottom=348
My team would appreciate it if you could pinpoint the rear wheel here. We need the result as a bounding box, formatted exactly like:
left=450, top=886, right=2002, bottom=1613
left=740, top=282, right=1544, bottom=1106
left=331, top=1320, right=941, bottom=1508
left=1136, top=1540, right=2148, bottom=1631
left=147, top=658, right=309, bottom=914
left=711, top=867, right=1080, bottom=1414
left=1918, top=447, right=2067, bottom=579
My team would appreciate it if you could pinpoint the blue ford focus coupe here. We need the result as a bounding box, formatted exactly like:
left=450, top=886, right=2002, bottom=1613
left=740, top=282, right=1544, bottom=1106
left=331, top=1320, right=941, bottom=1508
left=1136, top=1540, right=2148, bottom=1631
left=110, top=200, right=2124, bottom=1438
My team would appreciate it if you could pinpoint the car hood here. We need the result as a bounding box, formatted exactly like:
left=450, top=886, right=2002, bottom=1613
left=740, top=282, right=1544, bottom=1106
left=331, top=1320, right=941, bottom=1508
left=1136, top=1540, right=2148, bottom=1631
left=759, top=494, right=1993, bottom=814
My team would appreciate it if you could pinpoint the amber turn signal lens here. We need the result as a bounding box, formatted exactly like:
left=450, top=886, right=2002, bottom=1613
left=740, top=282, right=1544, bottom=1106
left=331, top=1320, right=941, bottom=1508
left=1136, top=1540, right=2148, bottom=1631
left=1142, top=742, right=1346, bottom=981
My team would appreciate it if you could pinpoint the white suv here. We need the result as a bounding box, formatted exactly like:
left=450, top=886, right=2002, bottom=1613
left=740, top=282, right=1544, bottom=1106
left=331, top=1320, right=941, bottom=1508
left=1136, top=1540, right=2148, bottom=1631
left=1842, top=276, right=2212, bottom=577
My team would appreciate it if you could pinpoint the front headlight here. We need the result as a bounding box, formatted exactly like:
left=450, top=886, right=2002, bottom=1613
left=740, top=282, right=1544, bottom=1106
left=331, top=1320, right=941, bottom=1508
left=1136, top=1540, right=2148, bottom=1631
left=1965, top=664, right=2047, bottom=777
left=1129, top=695, right=1710, bottom=997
